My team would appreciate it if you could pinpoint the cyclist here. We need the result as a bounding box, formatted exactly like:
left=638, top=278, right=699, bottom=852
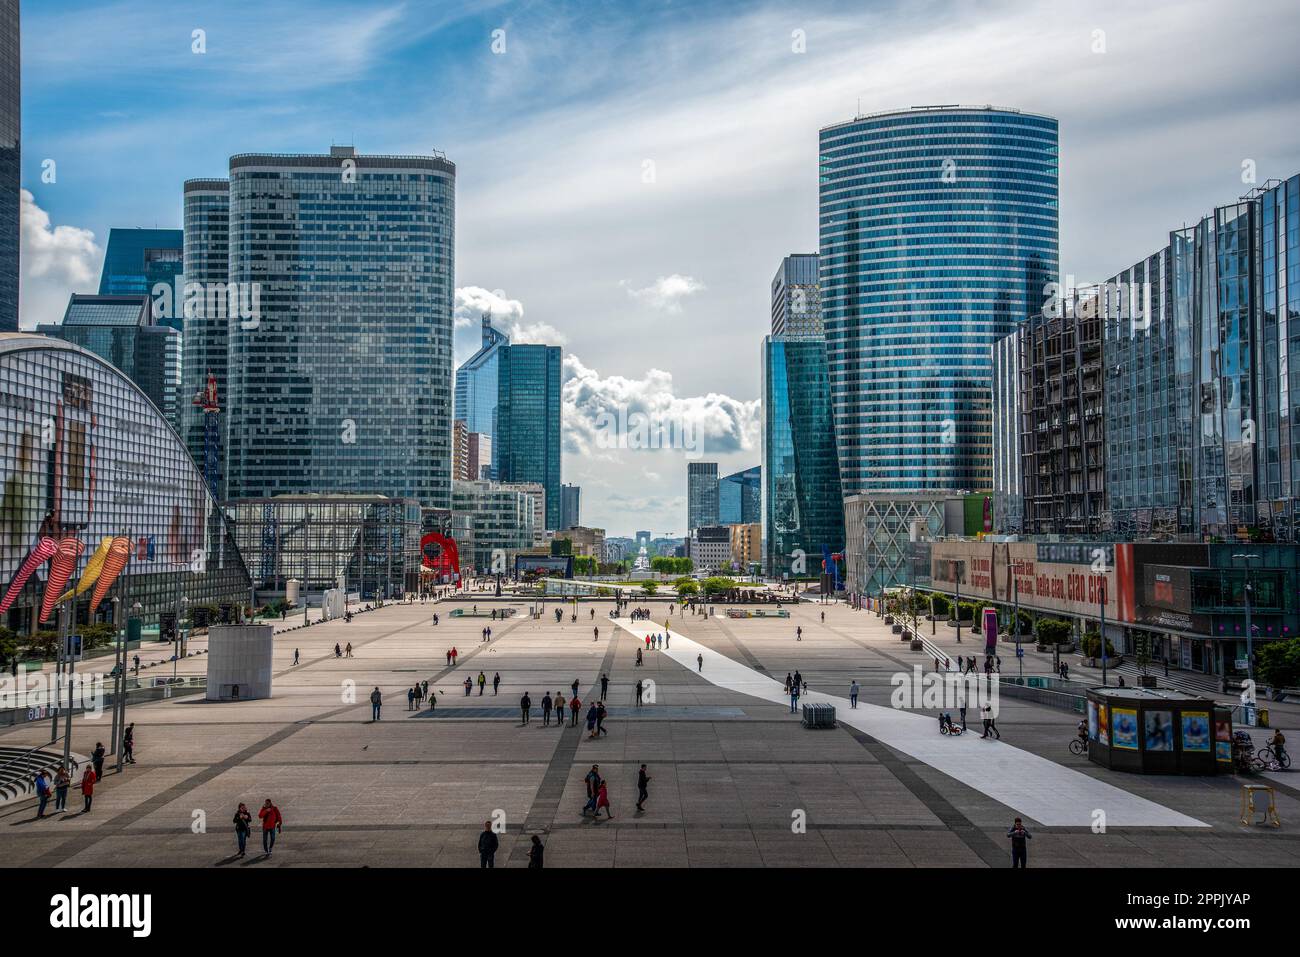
left=1268, top=728, right=1288, bottom=767
left=1076, top=719, right=1089, bottom=748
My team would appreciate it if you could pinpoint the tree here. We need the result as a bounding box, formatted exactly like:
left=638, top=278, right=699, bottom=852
left=676, top=580, right=699, bottom=598
left=550, top=538, right=573, bottom=557
left=641, top=581, right=659, bottom=596
left=701, top=576, right=739, bottom=598
left=573, top=555, right=597, bottom=576
left=1257, top=637, right=1300, bottom=689
left=1034, top=618, right=1072, bottom=646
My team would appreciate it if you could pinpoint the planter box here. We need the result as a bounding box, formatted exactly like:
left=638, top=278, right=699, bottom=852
left=1138, top=674, right=1158, bottom=688
left=891, top=624, right=903, bottom=634
left=884, top=616, right=894, bottom=625
left=909, top=640, right=924, bottom=651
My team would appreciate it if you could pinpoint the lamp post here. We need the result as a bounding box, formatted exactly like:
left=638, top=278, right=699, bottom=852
left=954, top=563, right=962, bottom=644
left=1099, top=580, right=1107, bottom=687
left=109, top=596, right=121, bottom=758
left=1012, top=564, right=1022, bottom=678
left=1233, top=553, right=1260, bottom=688
left=175, top=596, right=189, bottom=681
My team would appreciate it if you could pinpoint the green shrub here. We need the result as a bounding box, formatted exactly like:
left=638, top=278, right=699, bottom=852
left=1034, top=618, right=1072, bottom=645
left=1081, top=632, right=1116, bottom=659
left=929, top=593, right=950, bottom=617
left=1257, top=638, right=1300, bottom=688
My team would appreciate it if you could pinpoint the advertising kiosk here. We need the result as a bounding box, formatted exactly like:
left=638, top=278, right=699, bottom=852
left=1085, top=686, right=1232, bottom=775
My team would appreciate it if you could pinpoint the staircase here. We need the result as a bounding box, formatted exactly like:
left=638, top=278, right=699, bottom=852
left=0, top=745, right=87, bottom=805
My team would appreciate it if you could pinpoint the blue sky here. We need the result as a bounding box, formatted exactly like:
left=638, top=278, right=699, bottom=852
left=18, top=0, right=1300, bottom=535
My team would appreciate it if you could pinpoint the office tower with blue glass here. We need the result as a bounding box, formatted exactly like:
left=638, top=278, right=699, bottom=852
left=180, top=178, right=230, bottom=488
left=218, top=147, right=456, bottom=507
left=687, top=461, right=719, bottom=531
left=0, top=0, right=17, bottom=331
left=494, top=343, right=562, bottom=529
left=771, top=254, right=820, bottom=337
left=821, top=106, right=1058, bottom=590
left=98, top=227, right=184, bottom=324
left=454, top=314, right=509, bottom=449
left=718, top=465, right=761, bottom=525
left=763, top=336, right=845, bottom=577
left=37, top=294, right=180, bottom=420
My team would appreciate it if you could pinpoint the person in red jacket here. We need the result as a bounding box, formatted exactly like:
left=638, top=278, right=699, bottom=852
left=79, top=766, right=96, bottom=813
left=258, top=798, right=283, bottom=856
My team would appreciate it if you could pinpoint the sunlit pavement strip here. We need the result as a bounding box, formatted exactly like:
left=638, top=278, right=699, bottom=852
left=616, top=618, right=1207, bottom=828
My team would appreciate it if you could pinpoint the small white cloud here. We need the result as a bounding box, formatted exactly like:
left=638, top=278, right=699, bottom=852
left=19, top=190, right=101, bottom=329
left=621, top=274, right=705, bottom=313
left=454, top=285, right=566, bottom=348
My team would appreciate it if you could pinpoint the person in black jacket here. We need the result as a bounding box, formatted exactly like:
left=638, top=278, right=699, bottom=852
left=479, top=821, right=499, bottom=868
left=528, top=834, right=544, bottom=869
left=233, top=803, right=253, bottom=858
left=1007, top=817, right=1031, bottom=868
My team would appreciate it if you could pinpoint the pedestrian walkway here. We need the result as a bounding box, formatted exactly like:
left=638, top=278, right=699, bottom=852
left=613, top=618, right=1207, bottom=829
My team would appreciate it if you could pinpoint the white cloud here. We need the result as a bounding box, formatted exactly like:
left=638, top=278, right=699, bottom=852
left=453, top=285, right=566, bottom=365
left=621, top=274, right=706, bottom=313
left=18, top=190, right=102, bottom=329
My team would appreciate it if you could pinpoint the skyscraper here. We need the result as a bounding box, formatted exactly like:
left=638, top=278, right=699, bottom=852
left=217, top=146, right=456, bottom=507
left=454, top=315, right=509, bottom=443
left=763, top=337, right=845, bottom=576
left=495, top=343, right=562, bottom=529
left=98, top=228, right=184, bottom=329
left=180, top=178, right=229, bottom=491
left=560, top=482, right=581, bottom=530
left=821, top=106, right=1058, bottom=591
left=770, top=254, right=820, bottom=337
left=686, top=461, right=719, bottom=531
left=0, top=0, right=18, bottom=332
left=718, top=466, right=760, bottom=524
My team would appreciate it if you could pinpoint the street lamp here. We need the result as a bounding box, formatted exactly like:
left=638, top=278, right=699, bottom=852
left=175, top=596, right=189, bottom=681
left=1232, top=553, right=1260, bottom=689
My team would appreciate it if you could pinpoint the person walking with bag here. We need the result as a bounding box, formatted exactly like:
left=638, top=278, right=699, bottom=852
left=258, top=798, right=283, bottom=856
left=233, top=803, right=252, bottom=858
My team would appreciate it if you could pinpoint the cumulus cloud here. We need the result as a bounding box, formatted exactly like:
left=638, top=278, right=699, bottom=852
left=18, top=190, right=102, bottom=329
left=562, top=353, right=759, bottom=459
left=453, top=285, right=567, bottom=359
left=621, top=274, right=705, bottom=313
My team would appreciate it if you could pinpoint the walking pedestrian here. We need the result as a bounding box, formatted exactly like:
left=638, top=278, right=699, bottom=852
left=594, top=781, right=613, bottom=820
left=571, top=678, right=580, bottom=699
left=293, top=648, right=300, bottom=665
left=542, top=691, right=553, bottom=726
left=1007, top=817, right=1031, bottom=867
left=635, top=679, right=644, bottom=706
left=596, top=700, right=608, bottom=736
left=79, top=766, right=96, bottom=813
left=493, top=672, right=501, bottom=695
left=520, top=691, right=532, bottom=725
left=586, top=702, right=599, bottom=738
left=600, top=673, right=609, bottom=699
left=697, top=654, right=703, bottom=672
left=345, top=643, right=352, bottom=657
left=981, top=704, right=1001, bottom=739
left=570, top=695, right=581, bottom=727
left=233, top=803, right=252, bottom=858
left=583, top=765, right=601, bottom=815
left=479, top=821, right=499, bottom=868
left=407, top=686, right=416, bottom=711
left=258, top=798, right=283, bottom=855
left=636, top=763, right=650, bottom=811
left=464, top=677, right=473, bottom=695
left=53, top=764, right=70, bottom=812
left=122, top=723, right=136, bottom=764
left=849, top=680, right=859, bottom=709
left=478, top=671, right=486, bottom=696
left=528, top=834, right=545, bottom=868
left=370, top=686, right=383, bottom=721
left=92, top=741, right=105, bottom=781
left=34, top=770, right=50, bottom=818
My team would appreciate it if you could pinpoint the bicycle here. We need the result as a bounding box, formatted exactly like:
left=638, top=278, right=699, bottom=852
left=1257, top=746, right=1291, bottom=770
left=1069, top=737, right=1088, bottom=756
left=939, top=722, right=964, bottom=736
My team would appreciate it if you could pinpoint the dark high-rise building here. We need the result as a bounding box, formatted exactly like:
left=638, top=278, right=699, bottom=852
left=36, top=294, right=181, bottom=420
left=763, top=336, right=845, bottom=576
left=560, top=482, right=581, bottom=530
left=770, top=254, right=820, bottom=337
left=180, top=179, right=229, bottom=490
left=0, top=0, right=19, bottom=332
left=718, top=465, right=760, bottom=525
left=686, top=461, right=719, bottom=532
left=212, top=147, right=456, bottom=507
left=495, top=343, right=562, bottom=529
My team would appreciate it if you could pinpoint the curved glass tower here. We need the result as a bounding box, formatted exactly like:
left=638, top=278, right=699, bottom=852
left=819, top=106, right=1058, bottom=497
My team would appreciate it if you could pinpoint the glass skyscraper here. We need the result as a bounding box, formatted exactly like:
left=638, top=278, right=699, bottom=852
left=98, top=228, right=184, bottom=328
left=819, top=106, right=1059, bottom=499
left=494, top=343, right=562, bottom=529
left=718, top=465, right=760, bottom=525
left=180, top=178, right=229, bottom=491
left=454, top=314, right=508, bottom=448
left=0, top=0, right=18, bottom=332
left=686, top=461, right=718, bottom=531
left=763, top=337, right=845, bottom=576
left=770, top=254, right=820, bottom=337
left=211, top=146, right=455, bottom=507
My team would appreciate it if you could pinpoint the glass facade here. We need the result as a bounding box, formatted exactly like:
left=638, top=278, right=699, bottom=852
left=37, top=295, right=181, bottom=424
left=98, top=228, right=185, bottom=331
left=763, top=337, right=845, bottom=575
left=770, top=254, right=821, bottom=337
left=222, top=148, right=455, bottom=507
left=1260, top=174, right=1300, bottom=534
left=560, top=482, right=581, bottom=530
left=0, top=334, right=250, bottom=633
left=718, top=465, right=760, bottom=525
left=819, top=106, right=1059, bottom=496
left=0, top=0, right=17, bottom=332
left=686, top=461, right=718, bottom=531
left=494, top=343, right=561, bottom=529
left=225, top=495, right=420, bottom=598
left=451, top=479, right=537, bottom=574
left=181, top=179, right=230, bottom=496
left=453, top=316, right=508, bottom=449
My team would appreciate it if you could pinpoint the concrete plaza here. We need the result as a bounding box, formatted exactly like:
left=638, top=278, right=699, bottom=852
left=2, top=597, right=1297, bottom=868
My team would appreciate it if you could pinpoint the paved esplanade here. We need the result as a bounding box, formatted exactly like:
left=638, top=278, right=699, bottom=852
left=1, top=597, right=1294, bottom=868
left=615, top=618, right=1203, bottom=827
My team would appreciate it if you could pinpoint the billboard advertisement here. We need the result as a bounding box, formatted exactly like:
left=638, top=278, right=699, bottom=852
left=514, top=554, right=573, bottom=581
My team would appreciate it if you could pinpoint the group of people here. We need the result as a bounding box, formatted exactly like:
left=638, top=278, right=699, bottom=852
left=784, top=671, right=808, bottom=712
left=937, top=704, right=1001, bottom=738
left=232, top=799, right=283, bottom=858
left=628, top=607, right=654, bottom=622
left=33, top=727, right=136, bottom=819
left=333, top=642, right=353, bottom=658
left=407, top=681, right=432, bottom=709
left=444, top=647, right=460, bottom=665
left=479, top=626, right=493, bottom=642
